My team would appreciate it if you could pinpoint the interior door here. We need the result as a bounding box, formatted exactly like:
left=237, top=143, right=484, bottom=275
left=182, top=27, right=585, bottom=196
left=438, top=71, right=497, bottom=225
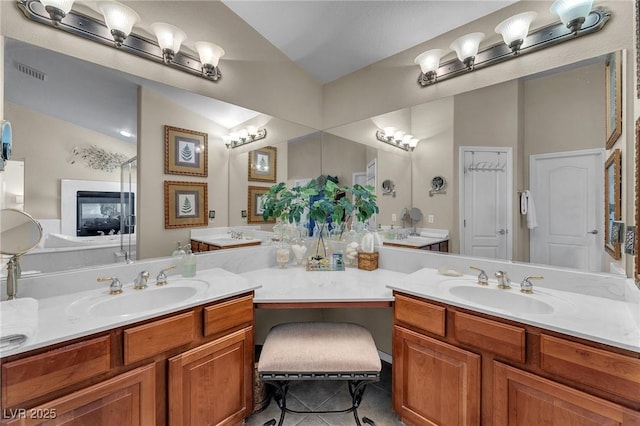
left=530, top=149, right=604, bottom=272
left=460, top=147, right=512, bottom=260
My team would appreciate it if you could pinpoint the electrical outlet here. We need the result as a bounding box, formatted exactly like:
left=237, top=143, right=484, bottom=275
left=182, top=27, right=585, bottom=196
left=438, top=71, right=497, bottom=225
left=428, top=214, right=435, bottom=223
left=391, top=213, right=397, bottom=222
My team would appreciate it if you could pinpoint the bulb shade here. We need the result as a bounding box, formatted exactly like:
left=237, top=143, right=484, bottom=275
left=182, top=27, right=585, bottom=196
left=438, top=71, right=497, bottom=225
left=393, top=130, right=405, bottom=142
left=383, top=127, right=396, bottom=138
left=195, top=41, right=225, bottom=67
left=550, top=0, right=593, bottom=27
left=409, top=138, right=419, bottom=148
left=150, top=22, right=187, bottom=53
left=414, top=49, right=444, bottom=74
left=402, top=134, right=413, bottom=145
left=450, top=32, right=485, bottom=62
left=238, top=129, right=249, bottom=140
left=247, top=126, right=258, bottom=137
left=98, top=1, right=139, bottom=37
left=495, top=11, right=537, bottom=46
left=40, top=0, right=75, bottom=14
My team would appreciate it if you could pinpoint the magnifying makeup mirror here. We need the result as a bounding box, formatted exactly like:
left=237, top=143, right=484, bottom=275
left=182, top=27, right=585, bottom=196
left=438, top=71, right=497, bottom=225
left=0, top=209, right=43, bottom=299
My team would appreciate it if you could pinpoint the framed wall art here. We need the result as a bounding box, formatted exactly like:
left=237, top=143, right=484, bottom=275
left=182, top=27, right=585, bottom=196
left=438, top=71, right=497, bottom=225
left=164, top=180, right=208, bottom=229
left=165, top=125, right=208, bottom=177
left=605, top=51, right=622, bottom=149
left=247, top=185, right=274, bottom=224
left=605, top=149, right=621, bottom=259
left=248, top=146, right=276, bottom=182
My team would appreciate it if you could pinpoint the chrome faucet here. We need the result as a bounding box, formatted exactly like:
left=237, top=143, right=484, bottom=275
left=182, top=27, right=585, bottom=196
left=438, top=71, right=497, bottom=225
left=156, top=265, right=177, bottom=286
left=134, top=270, right=150, bottom=290
left=469, top=266, right=489, bottom=286
left=520, top=275, right=544, bottom=294
left=494, top=270, right=511, bottom=290
left=98, top=276, right=123, bottom=295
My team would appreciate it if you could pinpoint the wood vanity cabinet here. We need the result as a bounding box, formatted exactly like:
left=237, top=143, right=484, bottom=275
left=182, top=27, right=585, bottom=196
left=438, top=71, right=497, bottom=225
left=392, top=291, right=640, bottom=426
left=1, top=292, right=255, bottom=426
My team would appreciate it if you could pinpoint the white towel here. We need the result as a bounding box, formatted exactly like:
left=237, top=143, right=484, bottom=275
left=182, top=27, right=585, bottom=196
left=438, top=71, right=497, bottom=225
left=1, top=298, right=38, bottom=350
left=523, top=190, right=538, bottom=229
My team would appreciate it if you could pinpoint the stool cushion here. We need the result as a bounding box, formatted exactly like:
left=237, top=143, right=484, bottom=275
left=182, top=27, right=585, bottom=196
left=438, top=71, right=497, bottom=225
left=258, top=322, right=381, bottom=375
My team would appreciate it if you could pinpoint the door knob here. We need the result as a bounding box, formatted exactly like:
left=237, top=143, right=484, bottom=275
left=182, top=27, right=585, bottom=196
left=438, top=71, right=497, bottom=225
left=498, top=229, right=507, bottom=235
left=587, top=229, right=598, bottom=234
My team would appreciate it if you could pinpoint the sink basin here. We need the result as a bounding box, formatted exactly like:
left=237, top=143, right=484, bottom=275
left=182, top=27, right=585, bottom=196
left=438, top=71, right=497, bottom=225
left=448, top=285, right=554, bottom=314
left=67, top=279, right=209, bottom=318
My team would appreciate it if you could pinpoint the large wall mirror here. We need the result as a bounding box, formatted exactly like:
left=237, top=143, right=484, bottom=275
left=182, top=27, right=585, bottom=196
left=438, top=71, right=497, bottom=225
left=3, top=36, right=628, bottom=277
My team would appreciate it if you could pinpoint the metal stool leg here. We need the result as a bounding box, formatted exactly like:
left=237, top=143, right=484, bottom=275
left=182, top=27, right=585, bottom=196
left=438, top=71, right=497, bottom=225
left=264, top=381, right=288, bottom=426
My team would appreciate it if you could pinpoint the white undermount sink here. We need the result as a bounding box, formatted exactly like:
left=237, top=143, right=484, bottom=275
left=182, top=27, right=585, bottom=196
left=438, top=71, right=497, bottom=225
left=66, top=279, right=210, bottom=318
left=435, top=278, right=570, bottom=315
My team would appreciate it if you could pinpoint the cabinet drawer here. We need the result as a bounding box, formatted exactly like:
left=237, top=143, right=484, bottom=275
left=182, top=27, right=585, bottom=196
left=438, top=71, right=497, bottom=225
left=454, top=312, right=526, bottom=363
left=540, top=334, right=640, bottom=403
left=394, top=293, right=445, bottom=337
left=124, top=311, right=195, bottom=365
left=204, top=294, right=254, bottom=337
left=2, top=335, right=111, bottom=407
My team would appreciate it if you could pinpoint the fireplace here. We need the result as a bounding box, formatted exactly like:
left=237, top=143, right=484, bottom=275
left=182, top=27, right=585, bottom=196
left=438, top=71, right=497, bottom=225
left=76, top=191, right=135, bottom=237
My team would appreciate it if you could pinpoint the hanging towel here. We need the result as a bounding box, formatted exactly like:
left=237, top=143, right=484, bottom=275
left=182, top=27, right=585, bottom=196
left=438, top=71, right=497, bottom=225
left=523, top=190, right=538, bottom=229
left=0, top=298, right=38, bottom=350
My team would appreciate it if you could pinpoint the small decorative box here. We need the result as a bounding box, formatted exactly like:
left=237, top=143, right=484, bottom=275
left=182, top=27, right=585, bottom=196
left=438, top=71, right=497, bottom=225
left=357, top=252, right=379, bottom=271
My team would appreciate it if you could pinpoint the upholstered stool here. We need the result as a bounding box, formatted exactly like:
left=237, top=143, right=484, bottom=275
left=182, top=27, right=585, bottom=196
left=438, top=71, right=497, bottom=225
left=258, top=322, right=381, bottom=426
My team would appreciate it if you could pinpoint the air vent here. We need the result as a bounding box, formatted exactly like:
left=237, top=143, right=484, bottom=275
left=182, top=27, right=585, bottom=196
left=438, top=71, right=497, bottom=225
left=15, top=62, right=47, bottom=81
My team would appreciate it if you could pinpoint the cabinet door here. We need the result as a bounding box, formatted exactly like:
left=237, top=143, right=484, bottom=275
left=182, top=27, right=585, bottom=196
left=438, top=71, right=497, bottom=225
left=168, top=326, right=253, bottom=426
left=493, top=362, right=640, bottom=426
left=2, top=364, right=155, bottom=426
left=393, top=325, right=480, bottom=426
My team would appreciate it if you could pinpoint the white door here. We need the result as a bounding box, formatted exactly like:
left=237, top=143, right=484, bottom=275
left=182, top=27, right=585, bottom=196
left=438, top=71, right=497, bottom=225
left=530, top=149, right=604, bottom=272
left=460, top=147, right=513, bottom=260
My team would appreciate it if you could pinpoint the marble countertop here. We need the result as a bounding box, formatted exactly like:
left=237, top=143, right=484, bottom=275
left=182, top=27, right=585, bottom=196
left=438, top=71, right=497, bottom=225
left=242, top=267, right=403, bottom=304
left=0, top=268, right=260, bottom=358
left=387, top=268, right=640, bottom=352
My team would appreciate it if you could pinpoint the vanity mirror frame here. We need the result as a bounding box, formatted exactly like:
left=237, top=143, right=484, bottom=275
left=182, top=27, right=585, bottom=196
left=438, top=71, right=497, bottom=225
left=605, top=149, right=621, bottom=260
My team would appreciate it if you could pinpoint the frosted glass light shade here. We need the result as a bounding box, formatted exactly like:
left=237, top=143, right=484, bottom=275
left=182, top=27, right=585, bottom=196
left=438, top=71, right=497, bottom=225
left=150, top=22, right=187, bottom=53
left=40, top=0, right=74, bottom=14
left=450, top=32, right=485, bottom=63
left=409, top=138, right=419, bottom=149
left=383, top=127, right=396, bottom=139
left=238, top=129, right=249, bottom=140
left=550, top=0, right=593, bottom=29
left=414, top=49, right=444, bottom=74
left=98, top=1, right=139, bottom=45
left=402, top=134, right=413, bottom=145
left=393, top=130, right=405, bottom=142
left=195, top=41, right=225, bottom=67
left=247, top=126, right=258, bottom=137
left=495, top=11, right=537, bottom=48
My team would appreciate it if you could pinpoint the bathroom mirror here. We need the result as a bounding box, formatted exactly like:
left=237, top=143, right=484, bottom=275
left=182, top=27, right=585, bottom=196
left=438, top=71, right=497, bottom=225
left=0, top=209, right=42, bottom=255
left=605, top=149, right=621, bottom=260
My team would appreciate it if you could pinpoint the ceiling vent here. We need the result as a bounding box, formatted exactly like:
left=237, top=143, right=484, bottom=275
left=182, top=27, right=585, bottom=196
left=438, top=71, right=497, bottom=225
left=15, top=62, right=47, bottom=81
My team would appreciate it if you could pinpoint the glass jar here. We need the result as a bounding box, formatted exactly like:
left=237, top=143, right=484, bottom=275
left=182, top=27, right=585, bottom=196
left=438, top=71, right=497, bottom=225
left=275, top=242, right=291, bottom=268
left=343, top=226, right=360, bottom=267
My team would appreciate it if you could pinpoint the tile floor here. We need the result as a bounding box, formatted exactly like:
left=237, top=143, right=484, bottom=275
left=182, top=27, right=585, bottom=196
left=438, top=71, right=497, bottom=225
left=246, top=362, right=405, bottom=426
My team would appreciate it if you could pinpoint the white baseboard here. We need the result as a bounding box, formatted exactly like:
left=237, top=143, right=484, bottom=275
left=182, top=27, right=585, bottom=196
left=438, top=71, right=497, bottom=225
left=378, top=350, right=392, bottom=364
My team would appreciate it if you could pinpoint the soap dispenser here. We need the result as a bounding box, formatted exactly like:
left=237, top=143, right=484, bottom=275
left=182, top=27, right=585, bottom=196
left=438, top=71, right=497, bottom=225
left=182, top=244, right=196, bottom=278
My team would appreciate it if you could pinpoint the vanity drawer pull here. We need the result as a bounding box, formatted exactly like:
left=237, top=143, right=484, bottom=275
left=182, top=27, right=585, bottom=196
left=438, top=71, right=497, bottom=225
left=540, top=334, right=640, bottom=403
left=394, top=293, right=446, bottom=337
left=454, top=312, right=526, bottom=363
left=2, top=335, right=111, bottom=407
left=124, top=311, right=195, bottom=365
left=204, top=293, right=254, bottom=337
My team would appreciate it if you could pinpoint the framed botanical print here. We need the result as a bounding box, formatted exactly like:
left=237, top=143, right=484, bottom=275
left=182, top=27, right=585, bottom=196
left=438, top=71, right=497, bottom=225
left=247, top=185, right=274, bottom=224
left=165, top=125, right=208, bottom=177
left=164, top=181, right=208, bottom=229
left=605, top=51, right=622, bottom=149
left=604, top=149, right=621, bottom=259
left=248, top=146, right=276, bottom=182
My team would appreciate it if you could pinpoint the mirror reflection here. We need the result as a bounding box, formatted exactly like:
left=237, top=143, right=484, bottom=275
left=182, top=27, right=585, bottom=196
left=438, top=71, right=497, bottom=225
left=3, top=36, right=622, bottom=276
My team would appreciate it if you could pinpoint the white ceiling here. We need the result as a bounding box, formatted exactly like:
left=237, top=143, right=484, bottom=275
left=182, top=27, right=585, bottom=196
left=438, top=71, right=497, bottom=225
left=222, top=0, right=518, bottom=83
left=4, top=1, right=518, bottom=142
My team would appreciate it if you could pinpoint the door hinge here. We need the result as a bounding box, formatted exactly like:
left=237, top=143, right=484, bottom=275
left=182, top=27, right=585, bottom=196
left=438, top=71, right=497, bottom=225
left=463, top=219, right=466, bottom=227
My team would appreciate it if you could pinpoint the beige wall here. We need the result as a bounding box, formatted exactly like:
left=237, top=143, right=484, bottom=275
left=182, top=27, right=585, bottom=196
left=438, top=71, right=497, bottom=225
left=5, top=101, right=136, bottom=219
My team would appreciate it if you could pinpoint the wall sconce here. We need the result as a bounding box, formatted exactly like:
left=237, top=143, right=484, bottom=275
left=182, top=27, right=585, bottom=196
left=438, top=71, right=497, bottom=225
left=415, top=4, right=609, bottom=87
left=224, top=126, right=267, bottom=148
left=17, top=0, right=225, bottom=82
left=415, top=49, right=444, bottom=84
left=375, top=128, right=419, bottom=152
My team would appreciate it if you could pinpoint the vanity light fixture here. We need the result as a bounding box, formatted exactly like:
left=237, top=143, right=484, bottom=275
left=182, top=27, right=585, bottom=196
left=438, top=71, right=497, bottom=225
left=375, top=129, right=419, bottom=152
left=39, top=0, right=73, bottom=24
left=495, top=11, right=537, bottom=54
left=16, top=0, right=225, bottom=82
left=450, top=32, right=485, bottom=69
left=150, top=22, right=187, bottom=63
left=415, top=5, right=609, bottom=87
left=415, top=49, right=444, bottom=84
left=224, top=126, right=267, bottom=149
left=97, top=1, right=139, bottom=47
